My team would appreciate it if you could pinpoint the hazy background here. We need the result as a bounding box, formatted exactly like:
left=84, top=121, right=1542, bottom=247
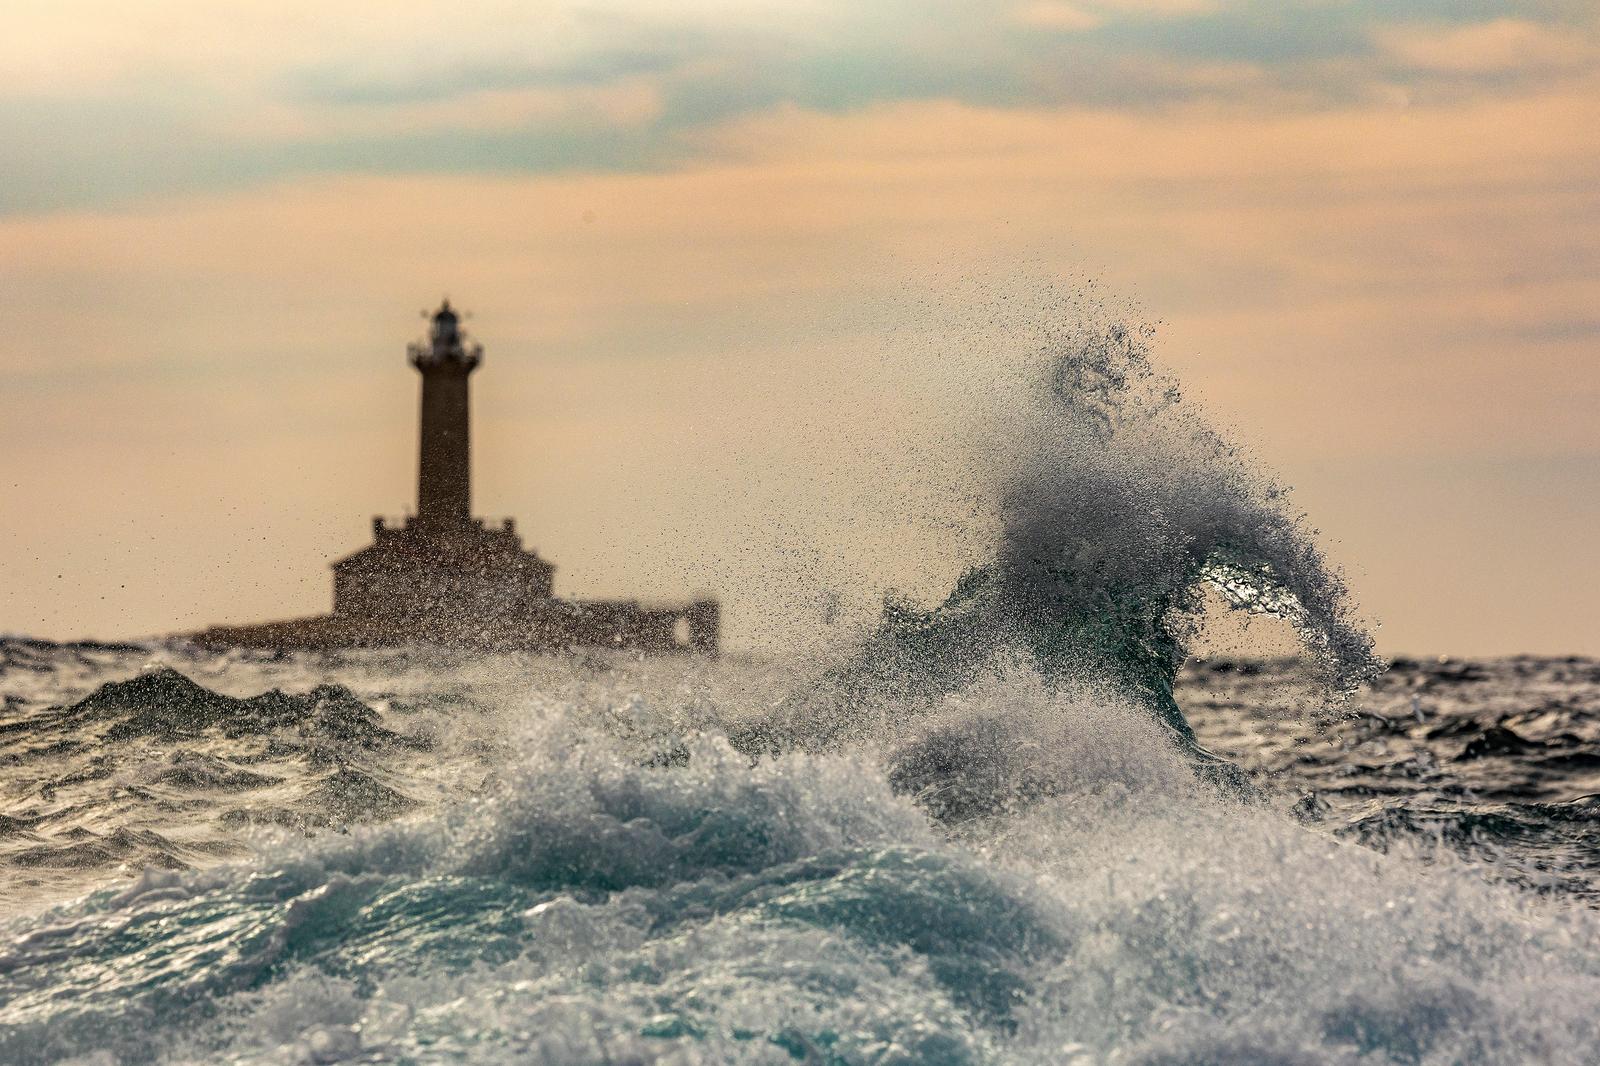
left=2, top=1, right=1597, bottom=655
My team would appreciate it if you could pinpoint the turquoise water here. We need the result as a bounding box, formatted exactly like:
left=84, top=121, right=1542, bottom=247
left=6, top=678, right=1600, bottom=1065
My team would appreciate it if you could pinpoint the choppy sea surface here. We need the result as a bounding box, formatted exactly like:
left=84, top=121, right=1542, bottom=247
left=6, top=325, right=1600, bottom=1064
left=5, top=645, right=1600, bottom=1065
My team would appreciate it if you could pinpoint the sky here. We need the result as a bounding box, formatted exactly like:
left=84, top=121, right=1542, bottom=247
left=2, top=0, right=1598, bottom=655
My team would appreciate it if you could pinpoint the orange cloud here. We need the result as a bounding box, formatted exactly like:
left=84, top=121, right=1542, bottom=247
left=1378, top=18, right=1597, bottom=75
left=1012, top=2, right=1103, bottom=31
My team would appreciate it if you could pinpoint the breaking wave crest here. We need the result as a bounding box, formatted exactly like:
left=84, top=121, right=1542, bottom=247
left=999, top=323, right=1381, bottom=708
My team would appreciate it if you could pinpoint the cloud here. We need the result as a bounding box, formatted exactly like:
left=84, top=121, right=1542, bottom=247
left=1, top=1, right=1598, bottom=214
left=1378, top=18, right=1597, bottom=74
left=1012, top=2, right=1104, bottom=32
left=254, top=81, right=666, bottom=141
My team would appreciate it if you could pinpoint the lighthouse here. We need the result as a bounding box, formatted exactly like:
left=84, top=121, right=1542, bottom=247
left=410, top=300, right=480, bottom=527
left=194, top=299, right=719, bottom=653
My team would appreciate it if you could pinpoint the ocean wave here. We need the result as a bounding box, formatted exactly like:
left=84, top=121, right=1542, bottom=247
left=4, top=685, right=1600, bottom=1065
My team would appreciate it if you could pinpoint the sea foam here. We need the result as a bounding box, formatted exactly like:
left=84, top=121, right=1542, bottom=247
left=4, top=678, right=1600, bottom=1066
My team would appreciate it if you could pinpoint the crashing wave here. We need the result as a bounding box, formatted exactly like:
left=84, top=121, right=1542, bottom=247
left=735, top=322, right=1381, bottom=802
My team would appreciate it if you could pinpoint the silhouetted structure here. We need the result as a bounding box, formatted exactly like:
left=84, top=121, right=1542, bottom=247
left=195, top=301, right=718, bottom=653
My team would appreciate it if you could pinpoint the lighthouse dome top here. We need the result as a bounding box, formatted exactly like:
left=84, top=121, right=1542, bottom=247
left=410, top=298, right=482, bottom=370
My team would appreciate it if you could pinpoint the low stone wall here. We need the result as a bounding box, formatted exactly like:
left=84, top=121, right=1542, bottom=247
left=192, top=597, right=720, bottom=654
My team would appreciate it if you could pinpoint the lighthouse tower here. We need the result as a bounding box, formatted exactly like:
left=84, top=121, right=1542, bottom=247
left=409, top=300, right=480, bottom=527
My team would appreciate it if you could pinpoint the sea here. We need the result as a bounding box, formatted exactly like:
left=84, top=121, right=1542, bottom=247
left=3, top=325, right=1599, bottom=1065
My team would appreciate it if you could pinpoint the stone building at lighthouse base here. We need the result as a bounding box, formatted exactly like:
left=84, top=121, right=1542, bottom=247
left=193, top=301, right=719, bottom=654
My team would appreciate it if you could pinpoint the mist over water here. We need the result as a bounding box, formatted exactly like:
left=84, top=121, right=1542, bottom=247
left=4, top=315, right=1600, bottom=1064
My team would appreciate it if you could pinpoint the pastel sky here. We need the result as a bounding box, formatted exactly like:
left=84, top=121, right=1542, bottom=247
left=2, top=1, right=1597, bottom=655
